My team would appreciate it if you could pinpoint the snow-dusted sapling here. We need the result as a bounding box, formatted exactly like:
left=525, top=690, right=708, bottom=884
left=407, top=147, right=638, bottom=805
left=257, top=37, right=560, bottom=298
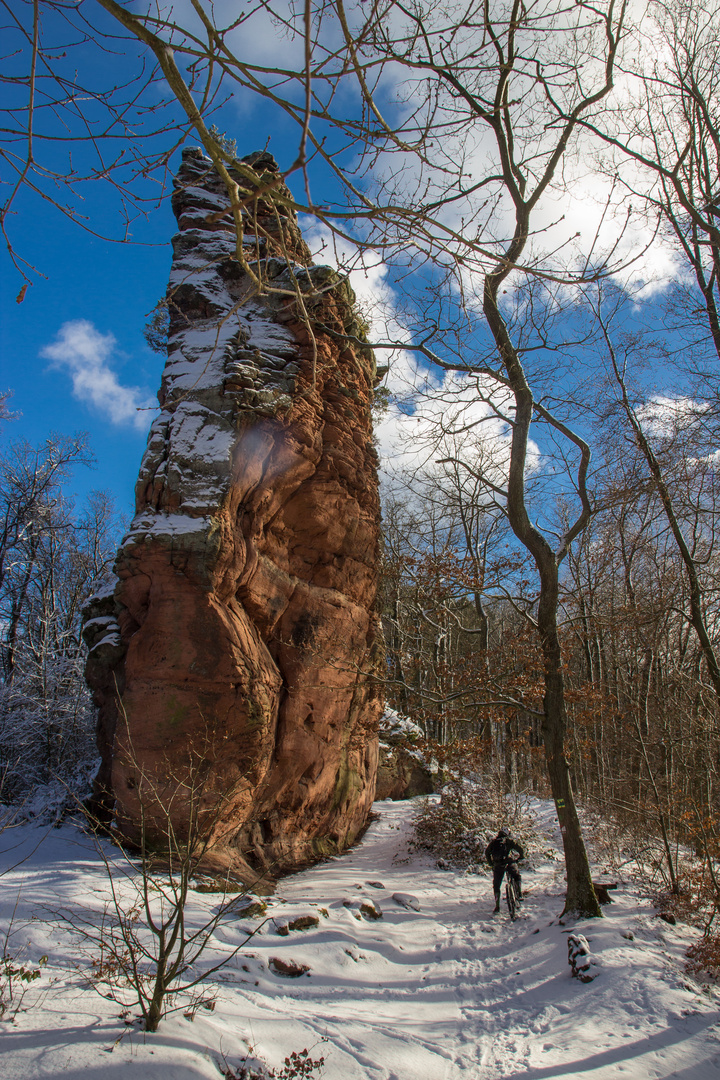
left=0, top=938, right=48, bottom=1021
left=567, top=933, right=597, bottom=983
left=63, top=717, right=270, bottom=1032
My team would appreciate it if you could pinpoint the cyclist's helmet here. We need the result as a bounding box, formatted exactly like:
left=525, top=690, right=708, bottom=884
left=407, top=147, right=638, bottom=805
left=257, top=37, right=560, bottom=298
left=497, top=827, right=509, bottom=837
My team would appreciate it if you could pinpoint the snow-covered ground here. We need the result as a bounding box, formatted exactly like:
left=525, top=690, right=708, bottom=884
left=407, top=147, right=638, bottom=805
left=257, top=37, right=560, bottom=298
left=2, top=799, right=720, bottom=1079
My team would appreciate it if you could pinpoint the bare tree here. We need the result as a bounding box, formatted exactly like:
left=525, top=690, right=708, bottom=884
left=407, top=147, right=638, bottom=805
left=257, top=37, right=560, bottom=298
left=342, top=0, right=630, bottom=916
left=1, top=0, right=192, bottom=284
left=0, top=434, right=92, bottom=594
left=559, top=392, right=720, bottom=896
left=591, top=289, right=720, bottom=717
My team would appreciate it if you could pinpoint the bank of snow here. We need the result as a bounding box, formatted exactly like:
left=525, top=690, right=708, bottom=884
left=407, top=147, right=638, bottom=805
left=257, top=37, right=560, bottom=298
left=2, top=799, right=720, bottom=1079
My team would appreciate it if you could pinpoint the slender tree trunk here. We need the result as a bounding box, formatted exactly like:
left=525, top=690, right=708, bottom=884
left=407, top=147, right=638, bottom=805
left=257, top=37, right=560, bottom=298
left=633, top=716, right=679, bottom=894
left=537, top=554, right=601, bottom=916
left=390, top=597, right=410, bottom=713
left=484, top=275, right=601, bottom=918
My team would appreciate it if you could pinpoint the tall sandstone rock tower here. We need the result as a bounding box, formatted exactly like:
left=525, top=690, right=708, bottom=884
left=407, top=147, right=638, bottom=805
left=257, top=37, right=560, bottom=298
left=84, top=148, right=383, bottom=880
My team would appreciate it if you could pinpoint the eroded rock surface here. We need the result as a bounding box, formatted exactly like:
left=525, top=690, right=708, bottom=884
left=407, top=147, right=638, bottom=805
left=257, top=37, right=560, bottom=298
left=84, top=147, right=383, bottom=880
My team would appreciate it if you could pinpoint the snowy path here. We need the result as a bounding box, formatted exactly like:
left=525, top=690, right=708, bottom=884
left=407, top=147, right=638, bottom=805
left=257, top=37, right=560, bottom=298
left=3, top=799, right=720, bottom=1078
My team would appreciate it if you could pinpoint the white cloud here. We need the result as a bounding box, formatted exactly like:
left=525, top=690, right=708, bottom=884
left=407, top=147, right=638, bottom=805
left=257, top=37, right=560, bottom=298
left=316, top=1, right=688, bottom=303
left=41, top=320, right=154, bottom=432
left=636, top=395, right=707, bottom=437
left=301, top=218, right=524, bottom=489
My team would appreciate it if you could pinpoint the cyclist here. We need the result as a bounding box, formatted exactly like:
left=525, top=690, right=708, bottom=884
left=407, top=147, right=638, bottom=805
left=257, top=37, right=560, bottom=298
left=485, top=827, right=525, bottom=914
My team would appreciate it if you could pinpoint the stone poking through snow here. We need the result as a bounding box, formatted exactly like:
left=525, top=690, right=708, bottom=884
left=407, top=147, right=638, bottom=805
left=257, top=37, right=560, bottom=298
left=274, top=915, right=321, bottom=936
left=268, top=957, right=310, bottom=978
left=343, top=898, right=383, bottom=920
left=392, top=892, right=421, bottom=911
left=567, top=933, right=598, bottom=982
left=231, top=895, right=268, bottom=919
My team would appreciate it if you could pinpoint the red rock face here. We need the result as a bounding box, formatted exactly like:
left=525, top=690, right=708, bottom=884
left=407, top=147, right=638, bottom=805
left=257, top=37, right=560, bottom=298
left=84, top=148, right=383, bottom=880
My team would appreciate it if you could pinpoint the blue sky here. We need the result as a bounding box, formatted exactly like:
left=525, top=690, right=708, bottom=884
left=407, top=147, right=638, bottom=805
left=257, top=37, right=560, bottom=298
left=0, top=9, right=373, bottom=523
left=0, top=133, right=684, bottom=527
left=1, top=171, right=175, bottom=517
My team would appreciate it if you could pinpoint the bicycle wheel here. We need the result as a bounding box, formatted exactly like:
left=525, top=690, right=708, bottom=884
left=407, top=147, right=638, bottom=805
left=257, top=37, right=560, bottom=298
left=505, top=880, right=517, bottom=920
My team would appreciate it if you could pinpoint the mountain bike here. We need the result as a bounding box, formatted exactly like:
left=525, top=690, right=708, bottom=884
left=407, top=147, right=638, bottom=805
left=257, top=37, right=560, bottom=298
left=504, top=857, right=522, bottom=920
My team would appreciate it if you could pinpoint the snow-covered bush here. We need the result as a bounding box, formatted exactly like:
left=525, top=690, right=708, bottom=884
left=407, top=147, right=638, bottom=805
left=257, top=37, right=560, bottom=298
left=0, top=945, right=48, bottom=1021
left=7, top=760, right=99, bottom=825
left=411, top=775, right=548, bottom=872
left=0, top=666, right=98, bottom=802
left=0, top=436, right=119, bottom=805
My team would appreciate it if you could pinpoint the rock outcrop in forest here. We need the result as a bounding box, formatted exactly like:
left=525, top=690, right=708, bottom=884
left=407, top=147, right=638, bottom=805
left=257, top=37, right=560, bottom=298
left=375, top=708, right=435, bottom=801
left=83, top=147, right=383, bottom=880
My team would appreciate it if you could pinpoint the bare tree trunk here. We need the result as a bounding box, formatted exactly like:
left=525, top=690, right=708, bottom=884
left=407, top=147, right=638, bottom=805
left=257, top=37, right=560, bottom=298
left=632, top=716, right=679, bottom=894
left=484, top=279, right=601, bottom=917
left=537, top=547, right=601, bottom=916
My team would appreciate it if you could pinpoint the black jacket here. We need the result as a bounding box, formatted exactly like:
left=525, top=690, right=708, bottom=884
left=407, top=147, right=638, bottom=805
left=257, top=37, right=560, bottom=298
left=485, top=835, right=524, bottom=866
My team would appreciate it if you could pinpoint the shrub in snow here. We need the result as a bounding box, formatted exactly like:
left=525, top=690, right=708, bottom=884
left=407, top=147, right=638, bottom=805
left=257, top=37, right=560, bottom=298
left=687, top=935, right=720, bottom=982
left=567, top=933, right=598, bottom=982
left=220, top=1046, right=325, bottom=1079
left=411, top=776, right=546, bottom=871
left=6, top=759, right=99, bottom=825
left=0, top=952, right=49, bottom=1021
left=0, top=671, right=98, bottom=803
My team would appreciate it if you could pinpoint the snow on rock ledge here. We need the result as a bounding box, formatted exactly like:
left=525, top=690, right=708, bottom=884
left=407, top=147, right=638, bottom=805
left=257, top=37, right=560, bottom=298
left=375, top=707, right=435, bottom=801
left=84, top=147, right=383, bottom=881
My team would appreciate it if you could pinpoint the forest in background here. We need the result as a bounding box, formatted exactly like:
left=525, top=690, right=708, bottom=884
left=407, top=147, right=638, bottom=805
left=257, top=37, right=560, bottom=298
left=0, top=426, right=118, bottom=800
